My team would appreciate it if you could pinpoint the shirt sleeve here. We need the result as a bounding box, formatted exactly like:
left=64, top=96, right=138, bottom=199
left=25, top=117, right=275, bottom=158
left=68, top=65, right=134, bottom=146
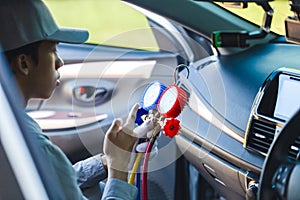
left=73, top=154, right=108, bottom=189
left=101, top=178, right=138, bottom=200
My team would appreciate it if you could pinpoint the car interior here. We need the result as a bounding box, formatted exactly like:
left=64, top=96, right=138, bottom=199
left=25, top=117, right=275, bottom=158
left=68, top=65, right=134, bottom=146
left=2, top=0, right=300, bottom=199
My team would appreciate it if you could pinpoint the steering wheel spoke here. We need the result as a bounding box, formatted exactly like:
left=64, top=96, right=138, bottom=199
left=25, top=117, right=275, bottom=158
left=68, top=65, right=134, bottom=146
left=273, top=163, right=294, bottom=198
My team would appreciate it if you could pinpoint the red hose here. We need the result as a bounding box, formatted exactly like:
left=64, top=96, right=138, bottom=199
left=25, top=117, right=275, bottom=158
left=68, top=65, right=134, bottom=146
left=141, top=124, right=161, bottom=200
left=141, top=141, right=154, bottom=200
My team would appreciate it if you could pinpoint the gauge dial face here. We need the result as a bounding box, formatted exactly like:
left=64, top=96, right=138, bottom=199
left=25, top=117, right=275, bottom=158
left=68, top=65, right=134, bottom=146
left=158, top=87, right=178, bottom=114
left=158, top=85, right=188, bottom=118
left=141, top=81, right=167, bottom=111
left=143, top=82, right=162, bottom=108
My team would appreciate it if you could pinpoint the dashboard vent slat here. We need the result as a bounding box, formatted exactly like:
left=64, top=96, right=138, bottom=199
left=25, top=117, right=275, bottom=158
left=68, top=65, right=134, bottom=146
left=250, top=137, right=272, bottom=147
left=252, top=121, right=276, bottom=133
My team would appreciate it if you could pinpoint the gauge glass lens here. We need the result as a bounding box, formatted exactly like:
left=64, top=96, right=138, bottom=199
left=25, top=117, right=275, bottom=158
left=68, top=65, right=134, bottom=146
left=159, top=87, right=177, bottom=113
left=143, top=82, right=162, bottom=108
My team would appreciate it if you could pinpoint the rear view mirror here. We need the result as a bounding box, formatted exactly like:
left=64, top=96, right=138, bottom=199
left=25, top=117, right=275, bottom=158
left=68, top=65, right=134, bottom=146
left=285, top=0, right=300, bottom=44
left=221, top=2, right=248, bottom=8
left=285, top=17, right=300, bottom=44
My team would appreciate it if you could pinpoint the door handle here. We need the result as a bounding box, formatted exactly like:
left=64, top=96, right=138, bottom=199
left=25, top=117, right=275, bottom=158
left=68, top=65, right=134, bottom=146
left=73, top=86, right=107, bottom=103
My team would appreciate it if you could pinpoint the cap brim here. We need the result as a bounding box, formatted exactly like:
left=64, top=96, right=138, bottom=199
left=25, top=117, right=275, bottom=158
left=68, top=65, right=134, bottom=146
left=46, top=27, right=89, bottom=44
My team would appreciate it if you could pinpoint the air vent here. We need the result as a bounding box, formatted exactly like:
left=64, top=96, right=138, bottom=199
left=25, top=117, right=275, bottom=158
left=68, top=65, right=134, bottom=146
left=289, top=136, right=300, bottom=161
left=246, top=119, right=276, bottom=155
left=247, top=118, right=300, bottom=160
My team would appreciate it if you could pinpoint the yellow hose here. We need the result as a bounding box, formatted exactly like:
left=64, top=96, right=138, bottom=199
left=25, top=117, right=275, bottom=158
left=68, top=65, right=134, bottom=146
left=128, top=152, right=143, bottom=184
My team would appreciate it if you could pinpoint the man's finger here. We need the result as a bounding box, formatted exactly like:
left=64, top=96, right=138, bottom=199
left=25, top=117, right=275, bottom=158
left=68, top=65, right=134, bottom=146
left=136, top=141, right=158, bottom=153
left=136, top=141, right=149, bottom=153
left=107, top=118, right=122, bottom=138
left=124, top=103, right=139, bottom=127
left=122, top=103, right=142, bottom=136
left=133, top=119, right=153, bottom=138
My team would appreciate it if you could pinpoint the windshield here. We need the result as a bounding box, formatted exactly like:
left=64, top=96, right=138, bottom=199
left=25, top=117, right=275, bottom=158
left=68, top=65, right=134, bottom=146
left=217, top=1, right=293, bottom=36
left=44, top=0, right=157, bottom=49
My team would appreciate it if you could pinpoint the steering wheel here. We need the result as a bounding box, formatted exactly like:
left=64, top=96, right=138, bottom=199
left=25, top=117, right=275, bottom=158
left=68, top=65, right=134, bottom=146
left=258, top=109, right=300, bottom=200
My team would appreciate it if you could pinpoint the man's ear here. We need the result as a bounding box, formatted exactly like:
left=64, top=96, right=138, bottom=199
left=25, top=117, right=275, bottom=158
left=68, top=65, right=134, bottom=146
left=15, top=54, right=33, bottom=76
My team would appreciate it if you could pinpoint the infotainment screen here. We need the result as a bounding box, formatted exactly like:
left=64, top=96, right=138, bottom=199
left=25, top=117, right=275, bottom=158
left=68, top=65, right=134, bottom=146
left=274, top=74, right=300, bottom=121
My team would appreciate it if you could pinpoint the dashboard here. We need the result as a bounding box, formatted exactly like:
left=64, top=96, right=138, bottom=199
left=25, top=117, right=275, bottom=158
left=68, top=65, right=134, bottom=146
left=175, top=42, right=300, bottom=199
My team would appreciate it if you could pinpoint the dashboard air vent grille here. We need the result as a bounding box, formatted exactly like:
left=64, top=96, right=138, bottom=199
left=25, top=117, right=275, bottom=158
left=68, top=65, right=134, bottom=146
left=289, top=136, right=300, bottom=161
left=246, top=119, right=276, bottom=155
left=247, top=118, right=300, bottom=160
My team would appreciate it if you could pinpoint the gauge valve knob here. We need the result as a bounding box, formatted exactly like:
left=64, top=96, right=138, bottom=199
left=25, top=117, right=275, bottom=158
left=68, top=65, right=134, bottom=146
left=162, top=118, right=181, bottom=138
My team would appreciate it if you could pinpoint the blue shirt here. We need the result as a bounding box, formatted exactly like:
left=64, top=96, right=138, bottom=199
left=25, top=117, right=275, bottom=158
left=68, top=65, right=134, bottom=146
left=24, top=112, right=137, bottom=199
left=102, top=179, right=138, bottom=200
left=73, top=155, right=107, bottom=189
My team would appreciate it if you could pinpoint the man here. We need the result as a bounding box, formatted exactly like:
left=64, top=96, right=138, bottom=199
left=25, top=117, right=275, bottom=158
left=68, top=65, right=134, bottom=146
left=0, top=0, right=153, bottom=199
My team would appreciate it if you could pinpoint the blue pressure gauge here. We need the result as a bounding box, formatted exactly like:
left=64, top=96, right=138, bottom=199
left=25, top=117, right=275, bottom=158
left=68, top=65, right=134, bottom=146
left=135, top=81, right=167, bottom=125
left=141, top=81, right=167, bottom=111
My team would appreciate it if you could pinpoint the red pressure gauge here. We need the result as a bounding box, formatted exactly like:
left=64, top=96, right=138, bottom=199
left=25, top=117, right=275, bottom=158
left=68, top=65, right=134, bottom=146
left=157, top=85, right=188, bottom=118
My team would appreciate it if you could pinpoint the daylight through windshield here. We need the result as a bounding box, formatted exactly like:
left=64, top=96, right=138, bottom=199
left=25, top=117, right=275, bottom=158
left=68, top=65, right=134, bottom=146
left=217, top=1, right=293, bottom=36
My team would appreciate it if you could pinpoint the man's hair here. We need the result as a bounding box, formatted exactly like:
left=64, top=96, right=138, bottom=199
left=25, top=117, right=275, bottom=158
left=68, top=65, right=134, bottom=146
left=4, top=41, right=42, bottom=65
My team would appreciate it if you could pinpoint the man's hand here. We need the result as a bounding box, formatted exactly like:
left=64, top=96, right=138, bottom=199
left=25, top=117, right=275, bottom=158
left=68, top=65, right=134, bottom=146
left=127, top=117, right=159, bottom=169
left=103, top=103, right=140, bottom=181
